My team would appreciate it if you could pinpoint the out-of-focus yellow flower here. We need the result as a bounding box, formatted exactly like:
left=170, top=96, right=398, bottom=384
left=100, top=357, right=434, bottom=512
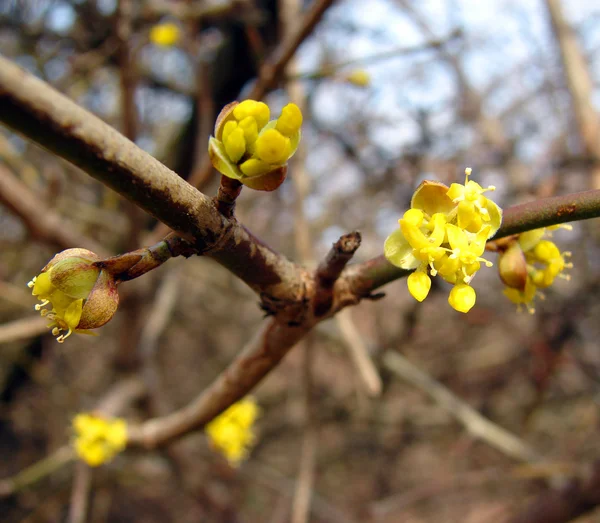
left=501, top=225, right=572, bottom=313
left=209, top=100, right=302, bottom=191
left=205, top=397, right=260, bottom=467
left=342, top=69, right=370, bottom=87
left=72, top=413, right=127, bottom=467
left=384, top=168, right=501, bottom=313
left=28, top=249, right=119, bottom=342
left=149, top=22, right=181, bottom=47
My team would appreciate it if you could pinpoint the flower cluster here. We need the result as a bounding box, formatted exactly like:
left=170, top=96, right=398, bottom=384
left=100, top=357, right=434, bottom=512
left=500, top=226, right=572, bottom=313
left=384, top=169, right=502, bottom=313
left=28, top=249, right=119, bottom=343
left=72, top=413, right=127, bottom=467
left=205, top=397, right=260, bottom=467
left=209, top=100, right=302, bottom=191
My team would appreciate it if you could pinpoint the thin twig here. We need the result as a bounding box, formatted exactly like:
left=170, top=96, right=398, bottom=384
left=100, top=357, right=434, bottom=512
left=0, top=446, right=75, bottom=497
left=0, top=377, right=146, bottom=498
left=291, top=338, right=317, bottom=523
left=68, top=461, right=92, bottom=523
left=0, top=316, right=52, bottom=344
left=383, top=351, right=541, bottom=463
left=289, top=29, right=462, bottom=80
left=335, top=309, right=382, bottom=397
left=0, top=164, right=108, bottom=255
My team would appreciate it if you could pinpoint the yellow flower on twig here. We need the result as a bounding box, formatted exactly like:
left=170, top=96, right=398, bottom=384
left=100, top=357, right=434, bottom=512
left=72, top=413, right=127, bottom=467
left=209, top=100, right=302, bottom=191
left=205, top=397, right=260, bottom=467
left=384, top=168, right=502, bottom=313
left=27, top=249, right=119, bottom=342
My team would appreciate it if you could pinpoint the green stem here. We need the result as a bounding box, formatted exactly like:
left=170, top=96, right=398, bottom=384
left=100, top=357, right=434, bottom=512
left=0, top=446, right=74, bottom=496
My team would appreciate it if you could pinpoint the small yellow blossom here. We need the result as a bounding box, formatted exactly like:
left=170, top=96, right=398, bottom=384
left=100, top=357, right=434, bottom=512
left=501, top=225, right=572, bottom=313
left=72, top=413, right=127, bottom=467
left=205, top=397, right=260, bottom=467
left=209, top=100, right=302, bottom=191
left=384, top=168, right=502, bottom=313
left=28, top=249, right=119, bottom=342
left=342, top=69, right=370, bottom=87
left=149, top=22, right=181, bottom=47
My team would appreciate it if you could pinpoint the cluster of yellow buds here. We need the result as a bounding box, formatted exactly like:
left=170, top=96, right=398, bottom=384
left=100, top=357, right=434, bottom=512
left=27, top=249, right=119, bottom=343
left=72, top=413, right=127, bottom=467
left=384, top=168, right=502, bottom=313
left=209, top=100, right=302, bottom=191
left=500, top=226, right=572, bottom=313
left=205, top=397, right=260, bottom=467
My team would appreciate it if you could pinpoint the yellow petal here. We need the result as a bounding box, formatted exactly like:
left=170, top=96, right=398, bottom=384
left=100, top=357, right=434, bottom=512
left=407, top=271, right=431, bottom=302
left=448, top=284, right=476, bottom=313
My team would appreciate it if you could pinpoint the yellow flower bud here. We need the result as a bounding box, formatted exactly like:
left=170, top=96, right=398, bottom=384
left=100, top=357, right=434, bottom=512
left=233, top=100, right=270, bottom=130
left=448, top=284, right=476, bottom=313
left=28, top=249, right=119, bottom=342
left=407, top=271, right=431, bottom=302
left=238, top=116, right=259, bottom=145
left=239, top=158, right=271, bottom=177
left=275, top=103, right=303, bottom=137
left=255, top=129, right=291, bottom=165
left=343, top=69, right=370, bottom=87
left=149, top=22, right=181, bottom=47
left=224, top=127, right=246, bottom=163
left=210, top=100, right=303, bottom=190
left=498, top=241, right=528, bottom=291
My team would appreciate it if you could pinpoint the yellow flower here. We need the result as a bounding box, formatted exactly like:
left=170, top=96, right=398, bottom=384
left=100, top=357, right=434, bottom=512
left=342, top=69, right=370, bottom=87
left=205, top=397, right=260, bottom=467
left=149, top=22, right=181, bottom=47
left=501, top=226, right=572, bottom=313
left=28, top=249, right=119, bottom=343
left=72, top=413, right=127, bottom=467
left=384, top=168, right=502, bottom=313
left=208, top=100, right=302, bottom=191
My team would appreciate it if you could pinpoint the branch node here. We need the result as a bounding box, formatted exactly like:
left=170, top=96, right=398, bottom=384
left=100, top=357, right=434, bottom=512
left=313, top=231, right=362, bottom=317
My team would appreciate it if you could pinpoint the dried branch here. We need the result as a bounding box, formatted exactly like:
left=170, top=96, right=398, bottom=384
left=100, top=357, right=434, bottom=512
left=546, top=0, right=600, bottom=189
left=0, top=316, right=53, bottom=344
left=335, top=309, right=382, bottom=397
left=0, top=164, right=108, bottom=255
left=383, top=352, right=541, bottom=463
left=509, top=461, right=600, bottom=523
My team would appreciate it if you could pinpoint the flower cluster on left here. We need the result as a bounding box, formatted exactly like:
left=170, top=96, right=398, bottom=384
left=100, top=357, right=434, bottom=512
left=28, top=248, right=119, bottom=342
left=209, top=100, right=302, bottom=191
left=384, top=169, right=502, bottom=313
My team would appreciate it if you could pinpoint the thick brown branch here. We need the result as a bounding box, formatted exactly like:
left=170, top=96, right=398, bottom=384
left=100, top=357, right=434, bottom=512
left=313, top=231, right=361, bottom=316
